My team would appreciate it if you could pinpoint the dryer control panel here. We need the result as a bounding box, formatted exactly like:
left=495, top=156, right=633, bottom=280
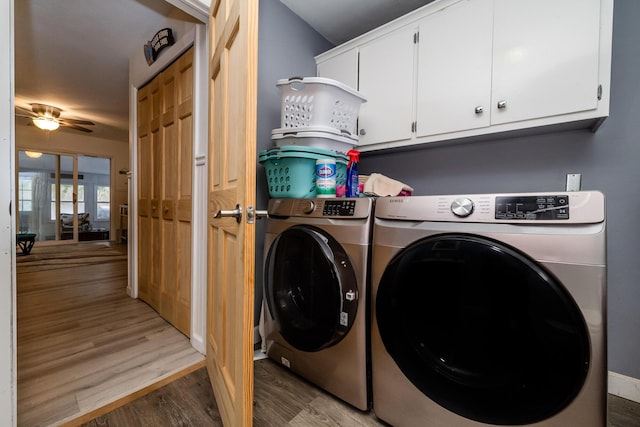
left=374, top=191, right=604, bottom=224
left=495, top=195, right=569, bottom=220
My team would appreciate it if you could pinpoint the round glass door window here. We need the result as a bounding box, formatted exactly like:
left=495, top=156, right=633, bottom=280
left=376, top=233, right=590, bottom=425
left=265, top=225, right=358, bottom=352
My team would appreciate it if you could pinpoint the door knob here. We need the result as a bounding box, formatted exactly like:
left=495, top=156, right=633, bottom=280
left=214, top=204, right=242, bottom=223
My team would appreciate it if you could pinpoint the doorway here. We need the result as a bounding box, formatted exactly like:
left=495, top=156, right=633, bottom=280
left=17, top=150, right=111, bottom=243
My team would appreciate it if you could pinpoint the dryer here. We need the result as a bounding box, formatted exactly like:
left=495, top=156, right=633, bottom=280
left=371, top=191, right=606, bottom=426
left=263, top=197, right=374, bottom=410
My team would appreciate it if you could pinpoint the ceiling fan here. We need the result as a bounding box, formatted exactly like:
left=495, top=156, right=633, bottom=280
left=16, top=103, right=95, bottom=133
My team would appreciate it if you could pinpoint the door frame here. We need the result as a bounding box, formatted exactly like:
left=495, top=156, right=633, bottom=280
left=1, top=0, right=16, bottom=423
left=1, top=2, right=211, bottom=424
left=128, top=8, right=209, bottom=353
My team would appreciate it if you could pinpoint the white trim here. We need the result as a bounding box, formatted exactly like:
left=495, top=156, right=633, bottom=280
left=189, top=22, right=209, bottom=355
left=1, top=0, right=16, bottom=424
left=165, top=0, right=209, bottom=23
left=609, top=371, right=640, bottom=404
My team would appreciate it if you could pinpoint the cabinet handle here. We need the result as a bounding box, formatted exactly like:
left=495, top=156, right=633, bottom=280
left=359, top=129, right=366, bottom=136
left=475, top=106, right=484, bottom=114
left=497, top=100, right=507, bottom=109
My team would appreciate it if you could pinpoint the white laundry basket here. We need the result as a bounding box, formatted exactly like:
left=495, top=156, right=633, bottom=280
left=277, top=77, right=367, bottom=136
left=271, top=127, right=358, bottom=154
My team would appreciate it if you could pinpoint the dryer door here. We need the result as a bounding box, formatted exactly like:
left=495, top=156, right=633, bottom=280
left=265, top=225, right=358, bottom=352
left=376, top=233, right=590, bottom=425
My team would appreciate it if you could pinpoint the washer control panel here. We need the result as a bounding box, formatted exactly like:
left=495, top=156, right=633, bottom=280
left=495, top=195, right=569, bottom=220
left=268, top=198, right=372, bottom=219
left=322, top=200, right=357, bottom=217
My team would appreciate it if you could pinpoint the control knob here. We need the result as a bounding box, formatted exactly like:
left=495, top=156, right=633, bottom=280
left=300, top=199, right=315, bottom=214
left=451, top=197, right=474, bottom=217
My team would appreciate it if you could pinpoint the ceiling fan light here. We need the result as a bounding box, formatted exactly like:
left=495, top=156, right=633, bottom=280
left=32, top=117, right=60, bottom=131
left=25, top=151, right=43, bottom=159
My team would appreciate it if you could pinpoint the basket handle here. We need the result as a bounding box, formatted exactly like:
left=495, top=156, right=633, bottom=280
left=340, top=129, right=352, bottom=137
left=287, top=77, right=305, bottom=91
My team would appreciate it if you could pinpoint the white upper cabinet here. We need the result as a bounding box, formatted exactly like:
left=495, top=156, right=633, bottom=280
left=416, top=0, right=493, bottom=137
left=491, top=0, right=602, bottom=125
left=315, top=0, right=613, bottom=152
left=316, top=48, right=359, bottom=94
left=357, top=26, right=416, bottom=146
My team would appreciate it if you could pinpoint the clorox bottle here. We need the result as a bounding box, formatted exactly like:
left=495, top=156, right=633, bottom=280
left=315, top=158, right=337, bottom=198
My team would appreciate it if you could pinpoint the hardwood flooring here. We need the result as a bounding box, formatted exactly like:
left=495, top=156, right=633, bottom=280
left=83, top=358, right=640, bottom=427
left=16, top=242, right=204, bottom=427
left=17, top=242, right=640, bottom=426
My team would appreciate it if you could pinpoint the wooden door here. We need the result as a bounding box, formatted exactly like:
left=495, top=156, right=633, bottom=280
left=159, top=48, right=194, bottom=335
left=137, top=48, right=194, bottom=335
left=150, top=77, right=163, bottom=311
left=174, top=49, right=195, bottom=334
left=137, top=81, right=153, bottom=304
left=206, top=0, right=259, bottom=425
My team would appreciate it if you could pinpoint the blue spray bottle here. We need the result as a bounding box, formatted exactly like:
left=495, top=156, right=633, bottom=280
left=346, top=149, right=360, bottom=198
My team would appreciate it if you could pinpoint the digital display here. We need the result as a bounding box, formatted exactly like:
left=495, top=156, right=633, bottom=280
left=322, top=200, right=356, bottom=216
left=495, top=195, right=569, bottom=220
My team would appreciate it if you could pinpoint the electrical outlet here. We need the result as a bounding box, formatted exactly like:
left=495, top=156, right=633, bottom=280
left=566, top=173, right=581, bottom=192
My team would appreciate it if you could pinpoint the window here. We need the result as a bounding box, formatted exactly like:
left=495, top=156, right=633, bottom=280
left=51, top=184, right=85, bottom=220
left=18, top=175, right=33, bottom=212
left=96, top=185, right=110, bottom=220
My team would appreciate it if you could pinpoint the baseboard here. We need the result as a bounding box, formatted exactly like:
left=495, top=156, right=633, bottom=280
left=609, top=371, right=640, bottom=403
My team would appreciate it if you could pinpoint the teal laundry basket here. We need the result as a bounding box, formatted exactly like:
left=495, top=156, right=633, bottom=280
left=259, top=146, right=347, bottom=198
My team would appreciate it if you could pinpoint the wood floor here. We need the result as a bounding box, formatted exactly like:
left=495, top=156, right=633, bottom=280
left=17, top=241, right=640, bottom=426
left=82, top=358, right=640, bottom=427
left=16, top=242, right=204, bottom=427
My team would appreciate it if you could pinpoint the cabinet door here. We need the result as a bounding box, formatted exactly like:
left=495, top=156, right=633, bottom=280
left=491, top=0, right=601, bottom=124
left=316, top=48, right=359, bottom=91
left=358, top=27, right=415, bottom=146
left=416, top=0, right=493, bottom=137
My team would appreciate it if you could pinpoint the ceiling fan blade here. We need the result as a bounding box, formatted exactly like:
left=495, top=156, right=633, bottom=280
left=16, top=112, right=37, bottom=118
left=61, top=123, right=93, bottom=133
left=59, top=118, right=95, bottom=126
left=16, top=106, right=37, bottom=117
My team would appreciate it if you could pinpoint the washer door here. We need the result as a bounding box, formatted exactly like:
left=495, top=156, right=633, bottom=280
left=376, top=233, right=590, bottom=425
left=265, top=225, right=358, bottom=352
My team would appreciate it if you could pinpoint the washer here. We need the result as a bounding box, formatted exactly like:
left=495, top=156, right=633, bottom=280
left=371, top=191, right=606, bottom=426
left=263, top=197, right=374, bottom=410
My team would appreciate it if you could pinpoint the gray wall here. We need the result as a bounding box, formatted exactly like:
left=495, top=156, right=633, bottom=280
left=254, top=0, right=640, bottom=381
left=360, top=0, right=640, bottom=380
left=255, top=0, right=333, bottom=326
